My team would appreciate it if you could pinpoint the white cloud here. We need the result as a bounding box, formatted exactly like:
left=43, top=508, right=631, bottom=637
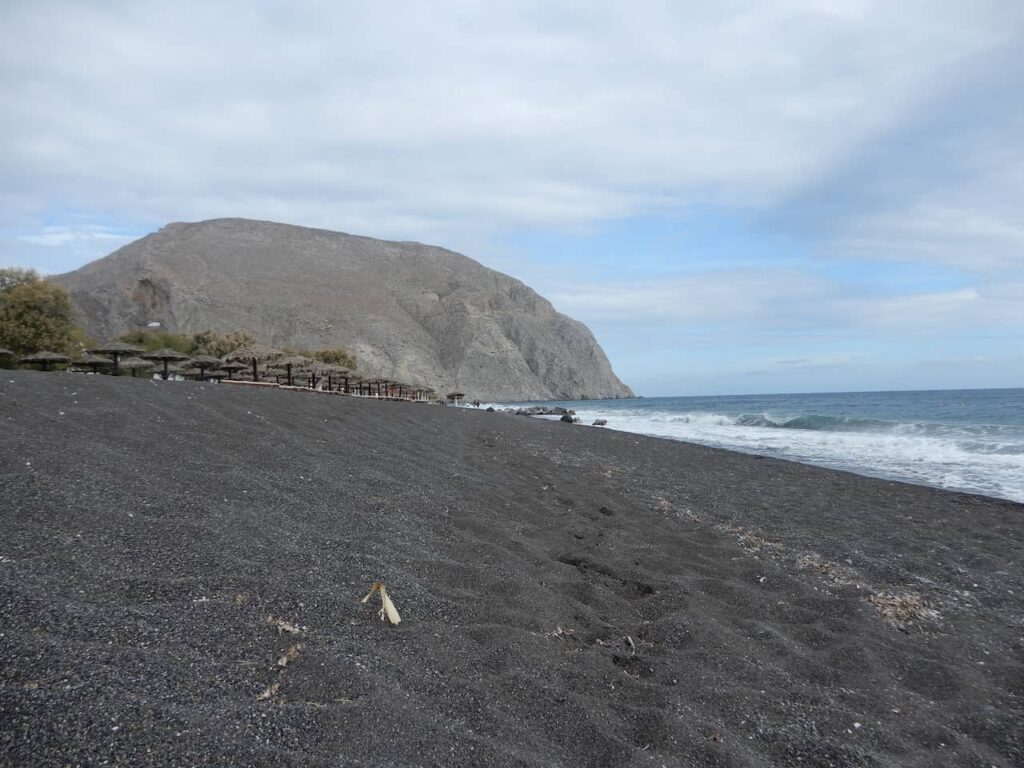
left=550, top=270, right=1024, bottom=338
left=2, top=1, right=1022, bottom=390
left=16, top=226, right=136, bottom=247
left=2, top=0, right=1020, bottom=241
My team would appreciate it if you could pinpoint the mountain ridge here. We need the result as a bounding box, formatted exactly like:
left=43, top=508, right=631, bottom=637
left=52, top=218, right=634, bottom=401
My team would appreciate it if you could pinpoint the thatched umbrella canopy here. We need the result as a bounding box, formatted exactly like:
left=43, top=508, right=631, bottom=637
left=446, top=392, right=466, bottom=406
left=88, top=341, right=144, bottom=376
left=189, top=354, right=223, bottom=381
left=179, top=366, right=203, bottom=380
left=0, top=348, right=13, bottom=357
left=120, top=356, right=155, bottom=378
left=206, top=368, right=231, bottom=381
left=76, top=352, right=112, bottom=374
left=271, top=355, right=312, bottom=387
left=309, top=362, right=346, bottom=390
left=226, top=344, right=284, bottom=382
left=220, top=360, right=248, bottom=380
left=142, top=347, right=191, bottom=380
left=360, top=377, right=381, bottom=396
left=20, top=350, right=70, bottom=371
left=336, top=368, right=353, bottom=393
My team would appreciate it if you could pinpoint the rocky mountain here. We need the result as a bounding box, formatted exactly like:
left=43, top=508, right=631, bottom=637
left=52, top=218, right=633, bottom=401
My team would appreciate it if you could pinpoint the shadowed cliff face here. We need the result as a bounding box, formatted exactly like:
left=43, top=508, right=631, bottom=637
left=52, top=218, right=633, bottom=401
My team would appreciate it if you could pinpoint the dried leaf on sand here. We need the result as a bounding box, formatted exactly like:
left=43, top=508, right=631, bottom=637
left=277, top=643, right=303, bottom=668
left=265, top=615, right=304, bottom=634
left=256, top=682, right=280, bottom=701
left=869, top=592, right=940, bottom=626
left=361, top=582, right=402, bottom=625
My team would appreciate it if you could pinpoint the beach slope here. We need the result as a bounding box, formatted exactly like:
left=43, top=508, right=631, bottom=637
left=1, top=371, right=1021, bottom=766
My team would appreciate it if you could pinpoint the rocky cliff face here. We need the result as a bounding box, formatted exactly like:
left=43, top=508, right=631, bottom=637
left=53, top=218, right=633, bottom=401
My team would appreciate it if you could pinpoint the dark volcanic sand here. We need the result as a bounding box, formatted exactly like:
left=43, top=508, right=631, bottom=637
left=1, top=371, right=1022, bottom=768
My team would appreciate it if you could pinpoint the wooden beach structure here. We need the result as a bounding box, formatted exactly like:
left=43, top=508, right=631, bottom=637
left=76, top=353, right=113, bottom=374
left=87, top=341, right=144, bottom=376
left=20, top=351, right=70, bottom=371
left=188, top=355, right=224, bottom=381
left=270, top=355, right=312, bottom=387
left=120, top=356, right=155, bottom=378
left=225, top=345, right=284, bottom=383
left=142, top=347, right=192, bottom=380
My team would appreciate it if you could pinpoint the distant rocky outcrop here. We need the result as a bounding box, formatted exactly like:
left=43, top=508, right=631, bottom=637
left=53, top=218, right=633, bottom=401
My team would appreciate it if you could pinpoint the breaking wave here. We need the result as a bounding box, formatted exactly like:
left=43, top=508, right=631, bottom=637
left=488, top=391, right=1024, bottom=503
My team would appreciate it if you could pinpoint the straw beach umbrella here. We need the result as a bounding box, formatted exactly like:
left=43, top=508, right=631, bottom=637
left=189, top=355, right=223, bottom=381
left=120, top=356, right=155, bottom=378
left=77, top=353, right=112, bottom=374
left=142, top=347, right=191, bottom=380
left=226, top=344, right=283, bottom=382
left=20, top=351, right=70, bottom=371
left=88, top=341, right=144, bottom=376
left=447, top=392, right=466, bottom=406
left=0, top=348, right=13, bottom=358
left=220, top=360, right=247, bottom=380
left=271, top=355, right=312, bottom=386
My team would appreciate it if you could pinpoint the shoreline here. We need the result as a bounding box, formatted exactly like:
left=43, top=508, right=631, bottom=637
left=487, top=392, right=1024, bottom=505
left=2, top=370, right=1022, bottom=766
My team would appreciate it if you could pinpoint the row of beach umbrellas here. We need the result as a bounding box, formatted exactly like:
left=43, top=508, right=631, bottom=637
left=1, top=343, right=454, bottom=401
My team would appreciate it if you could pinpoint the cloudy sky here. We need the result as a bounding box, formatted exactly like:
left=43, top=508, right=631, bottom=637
left=3, top=1, right=1023, bottom=395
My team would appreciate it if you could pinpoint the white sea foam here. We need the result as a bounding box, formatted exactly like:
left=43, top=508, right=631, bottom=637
left=486, top=403, right=1024, bottom=503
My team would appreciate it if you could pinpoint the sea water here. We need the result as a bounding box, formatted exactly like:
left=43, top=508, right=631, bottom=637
left=487, top=389, right=1024, bottom=503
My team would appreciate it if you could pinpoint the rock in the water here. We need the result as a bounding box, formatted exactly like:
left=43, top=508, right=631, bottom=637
left=52, top=218, right=634, bottom=402
left=592, top=419, right=607, bottom=426
left=486, top=406, right=495, bottom=412
left=560, top=414, right=575, bottom=423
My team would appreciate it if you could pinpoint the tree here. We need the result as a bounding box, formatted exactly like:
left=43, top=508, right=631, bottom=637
left=190, top=329, right=259, bottom=358
left=310, top=347, right=357, bottom=369
left=117, top=329, right=194, bottom=354
left=0, top=267, right=41, bottom=293
left=0, top=275, right=85, bottom=356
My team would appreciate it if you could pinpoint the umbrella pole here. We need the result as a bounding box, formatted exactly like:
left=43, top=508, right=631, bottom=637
left=252, top=359, right=258, bottom=382
left=112, top=354, right=119, bottom=376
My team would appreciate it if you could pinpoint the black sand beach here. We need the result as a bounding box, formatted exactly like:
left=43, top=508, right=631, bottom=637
left=1, top=370, right=1022, bottom=767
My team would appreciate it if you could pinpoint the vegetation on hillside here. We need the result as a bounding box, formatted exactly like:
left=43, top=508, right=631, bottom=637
left=0, top=268, right=87, bottom=362
left=117, top=328, right=356, bottom=369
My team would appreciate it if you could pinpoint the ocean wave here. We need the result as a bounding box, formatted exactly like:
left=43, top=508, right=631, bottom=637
left=531, top=406, right=1024, bottom=503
